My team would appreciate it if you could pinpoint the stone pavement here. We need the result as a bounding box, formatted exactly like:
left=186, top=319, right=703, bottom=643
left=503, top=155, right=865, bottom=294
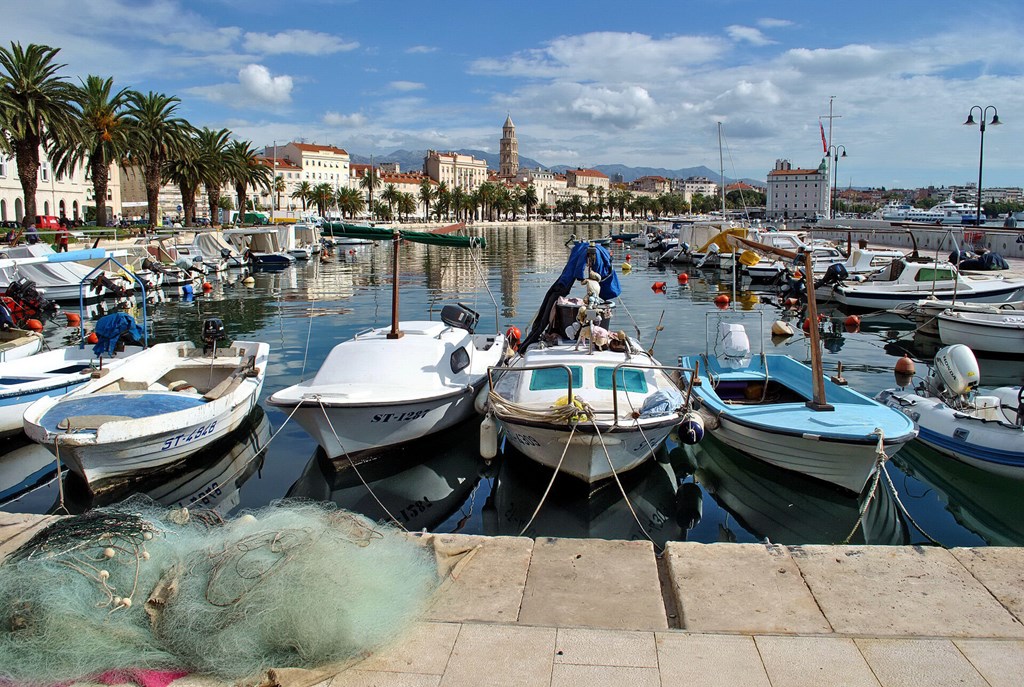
left=4, top=518, right=1024, bottom=686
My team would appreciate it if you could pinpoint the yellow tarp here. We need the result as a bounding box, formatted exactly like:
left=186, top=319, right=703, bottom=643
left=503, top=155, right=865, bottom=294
left=695, top=227, right=749, bottom=254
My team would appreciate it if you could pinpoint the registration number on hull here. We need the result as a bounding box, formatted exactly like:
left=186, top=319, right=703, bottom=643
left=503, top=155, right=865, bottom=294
left=161, top=421, right=217, bottom=451
left=371, top=409, right=429, bottom=423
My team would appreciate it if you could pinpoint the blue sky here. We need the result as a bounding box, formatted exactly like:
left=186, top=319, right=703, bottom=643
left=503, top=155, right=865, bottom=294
left=5, top=0, right=1023, bottom=187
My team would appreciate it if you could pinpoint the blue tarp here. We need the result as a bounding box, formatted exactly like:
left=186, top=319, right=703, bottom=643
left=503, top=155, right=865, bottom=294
left=557, top=241, right=621, bottom=300
left=93, top=312, right=146, bottom=356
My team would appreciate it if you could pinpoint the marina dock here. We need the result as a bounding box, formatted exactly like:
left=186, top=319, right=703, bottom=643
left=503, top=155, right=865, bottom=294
left=3, top=512, right=1022, bottom=686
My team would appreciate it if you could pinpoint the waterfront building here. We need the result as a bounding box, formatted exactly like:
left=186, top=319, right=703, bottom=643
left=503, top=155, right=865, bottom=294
left=630, top=176, right=671, bottom=194
left=515, top=167, right=566, bottom=208
left=379, top=162, right=401, bottom=174
left=424, top=150, right=488, bottom=192
left=1, top=148, right=121, bottom=224
left=266, top=142, right=351, bottom=191
left=499, top=114, right=519, bottom=179
left=257, top=156, right=304, bottom=215
left=566, top=168, right=609, bottom=191
left=766, top=159, right=828, bottom=220
left=672, top=176, right=719, bottom=203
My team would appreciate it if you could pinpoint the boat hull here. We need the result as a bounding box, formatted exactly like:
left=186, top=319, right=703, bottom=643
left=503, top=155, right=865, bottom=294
left=499, top=418, right=677, bottom=484
left=284, top=389, right=480, bottom=459
left=937, top=312, right=1024, bottom=355
left=828, top=283, right=1024, bottom=310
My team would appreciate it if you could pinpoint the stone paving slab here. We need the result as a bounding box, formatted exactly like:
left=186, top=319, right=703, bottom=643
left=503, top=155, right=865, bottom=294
left=755, top=635, right=880, bottom=687
left=553, top=628, right=658, bottom=668
left=518, top=537, right=666, bottom=630
left=656, top=633, right=771, bottom=687
left=352, top=622, right=460, bottom=676
left=0, top=514, right=57, bottom=562
left=439, top=624, right=555, bottom=687
left=422, top=534, right=533, bottom=624
left=855, top=638, right=988, bottom=687
left=950, top=547, right=1024, bottom=624
left=954, top=639, right=1024, bottom=687
left=665, top=542, right=830, bottom=633
left=790, top=545, right=1024, bottom=637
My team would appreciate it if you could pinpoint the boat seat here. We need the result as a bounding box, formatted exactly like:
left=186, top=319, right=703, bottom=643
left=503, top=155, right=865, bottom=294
left=56, top=414, right=132, bottom=430
left=203, top=374, right=243, bottom=401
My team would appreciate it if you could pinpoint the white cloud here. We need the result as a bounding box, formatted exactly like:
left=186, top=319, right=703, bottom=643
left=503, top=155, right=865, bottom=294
left=389, top=81, right=426, bottom=91
left=323, top=111, right=367, bottom=127
left=406, top=45, right=437, bottom=54
left=726, top=25, right=774, bottom=46
left=239, top=64, right=293, bottom=103
left=244, top=29, right=358, bottom=55
left=758, top=18, right=794, bottom=29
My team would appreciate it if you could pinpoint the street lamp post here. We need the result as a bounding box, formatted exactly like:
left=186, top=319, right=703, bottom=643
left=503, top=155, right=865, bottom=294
left=826, top=144, right=846, bottom=220
left=963, top=106, right=1000, bottom=227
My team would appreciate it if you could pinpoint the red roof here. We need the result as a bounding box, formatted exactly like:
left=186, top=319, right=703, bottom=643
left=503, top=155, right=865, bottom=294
left=290, top=142, right=349, bottom=156
left=258, top=156, right=301, bottom=171
left=379, top=172, right=434, bottom=186
left=570, top=168, right=608, bottom=179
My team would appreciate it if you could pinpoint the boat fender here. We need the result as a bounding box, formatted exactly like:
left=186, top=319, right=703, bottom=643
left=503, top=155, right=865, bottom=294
left=676, top=481, right=703, bottom=530
left=621, top=261, right=632, bottom=273
left=771, top=320, right=794, bottom=337
left=474, top=385, right=491, bottom=415
left=652, top=281, right=667, bottom=292
left=679, top=411, right=705, bottom=444
left=894, top=354, right=916, bottom=388
left=714, top=294, right=730, bottom=309
left=480, top=413, right=498, bottom=460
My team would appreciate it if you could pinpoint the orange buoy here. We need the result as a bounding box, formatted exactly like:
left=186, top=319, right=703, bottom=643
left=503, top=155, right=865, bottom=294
left=652, top=281, right=667, bottom=292
left=844, top=314, right=861, bottom=333
left=25, top=319, right=43, bottom=331
left=86, top=332, right=99, bottom=344
left=677, top=273, right=689, bottom=285
left=625, top=254, right=631, bottom=261
left=202, top=282, right=213, bottom=292
left=713, top=294, right=730, bottom=308
left=802, top=317, right=812, bottom=332
left=895, top=354, right=916, bottom=376
left=65, top=312, right=81, bottom=327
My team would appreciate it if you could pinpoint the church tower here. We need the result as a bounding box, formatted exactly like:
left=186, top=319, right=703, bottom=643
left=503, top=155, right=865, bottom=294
left=499, top=114, right=519, bottom=178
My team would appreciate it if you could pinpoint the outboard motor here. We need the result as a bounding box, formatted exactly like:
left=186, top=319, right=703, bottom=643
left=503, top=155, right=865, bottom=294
left=815, top=262, right=849, bottom=290
left=440, top=303, right=479, bottom=334
left=925, top=344, right=980, bottom=402
left=202, top=317, right=227, bottom=353
left=777, top=267, right=806, bottom=303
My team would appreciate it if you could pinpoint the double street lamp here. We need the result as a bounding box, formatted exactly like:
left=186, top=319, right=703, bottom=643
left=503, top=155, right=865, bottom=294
left=827, top=144, right=846, bottom=220
left=963, top=106, right=1000, bottom=226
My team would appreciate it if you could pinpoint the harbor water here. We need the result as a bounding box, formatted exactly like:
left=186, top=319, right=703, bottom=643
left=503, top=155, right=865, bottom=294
left=1, top=223, right=1021, bottom=548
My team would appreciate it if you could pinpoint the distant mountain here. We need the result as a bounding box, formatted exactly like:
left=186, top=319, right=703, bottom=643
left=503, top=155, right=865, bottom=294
left=351, top=150, right=763, bottom=187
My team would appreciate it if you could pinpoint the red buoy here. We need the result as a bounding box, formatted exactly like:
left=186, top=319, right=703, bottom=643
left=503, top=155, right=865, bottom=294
left=677, top=273, right=689, bottom=285
left=844, top=314, right=861, bottom=333
left=86, top=332, right=99, bottom=344
left=65, top=312, right=81, bottom=327
left=625, top=254, right=631, bottom=262
left=202, top=282, right=213, bottom=292
left=895, top=354, right=916, bottom=376
left=615, top=238, right=623, bottom=244
left=652, top=281, right=667, bottom=292
left=802, top=317, right=812, bottom=332
left=25, top=319, right=43, bottom=331
left=349, top=249, right=356, bottom=255
left=714, top=294, right=730, bottom=309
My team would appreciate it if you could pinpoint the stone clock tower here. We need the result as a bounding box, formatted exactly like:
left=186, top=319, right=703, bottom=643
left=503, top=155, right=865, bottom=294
left=499, top=114, right=519, bottom=178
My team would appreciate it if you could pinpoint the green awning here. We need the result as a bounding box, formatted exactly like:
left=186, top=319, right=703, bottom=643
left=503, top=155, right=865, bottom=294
left=321, top=222, right=485, bottom=249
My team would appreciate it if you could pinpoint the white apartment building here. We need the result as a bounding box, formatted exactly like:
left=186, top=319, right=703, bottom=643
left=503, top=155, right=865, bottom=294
left=514, top=167, right=566, bottom=207
left=766, top=159, right=828, bottom=220
left=1, top=150, right=122, bottom=224
left=672, top=176, right=719, bottom=203
left=423, top=150, right=488, bottom=191
left=630, top=175, right=671, bottom=194
left=565, top=168, right=610, bottom=190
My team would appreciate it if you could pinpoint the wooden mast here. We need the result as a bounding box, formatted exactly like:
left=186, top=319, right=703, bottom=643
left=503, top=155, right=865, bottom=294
left=387, top=229, right=403, bottom=339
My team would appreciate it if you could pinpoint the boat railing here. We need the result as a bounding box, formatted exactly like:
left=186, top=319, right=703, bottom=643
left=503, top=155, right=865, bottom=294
left=608, top=362, right=695, bottom=425
left=486, top=363, right=575, bottom=407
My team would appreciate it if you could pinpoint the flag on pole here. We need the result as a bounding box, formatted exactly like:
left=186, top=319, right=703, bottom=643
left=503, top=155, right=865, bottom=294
left=819, top=121, right=828, bottom=153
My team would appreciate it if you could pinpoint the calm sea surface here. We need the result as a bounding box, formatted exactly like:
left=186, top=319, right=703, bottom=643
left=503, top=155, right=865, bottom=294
left=2, top=222, right=1021, bottom=548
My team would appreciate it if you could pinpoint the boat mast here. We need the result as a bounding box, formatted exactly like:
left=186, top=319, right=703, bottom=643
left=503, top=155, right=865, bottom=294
left=718, top=122, right=726, bottom=217
left=387, top=230, right=404, bottom=339
left=802, top=251, right=832, bottom=411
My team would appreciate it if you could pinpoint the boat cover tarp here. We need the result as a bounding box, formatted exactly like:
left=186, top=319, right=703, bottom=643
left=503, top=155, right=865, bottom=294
left=93, top=313, right=146, bottom=357
left=320, top=222, right=485, bottom=249
left=193, top=233, right=239, bottom=261
left=949, top=250, right=1009, bottom=270
left=521, top=242, right=621, bottom=349
left=696, top=227, right=748, bottom=254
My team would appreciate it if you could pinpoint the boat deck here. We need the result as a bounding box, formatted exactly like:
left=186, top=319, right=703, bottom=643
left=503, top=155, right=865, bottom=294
left=38, top=391, right=207, bottom=432
left=2, top=513, right=1022, bottom=686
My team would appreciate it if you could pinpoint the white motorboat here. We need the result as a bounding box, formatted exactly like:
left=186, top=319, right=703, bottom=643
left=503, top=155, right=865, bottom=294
left=0, top=327, right=44, bottom=364
left=191, top=231, right=246, bottom=269
left=0, top=337, right=144, bottom=437
left=680, top=315, right=917, bottom=493
left=222, top=228, right=296, bottom=268
left=269, top=223, right=505, bottom=458
left=278, top=223, right=320, bottom=260
left=488, top=242, right=694, bottom=484
left=0, top=245, right=132, bottom=302
left=878, top=344, right=1024, bottom=479
left=818, top=258, right=1024, bottom=310
left=892, top=298, right=1024, bottom=337
left=23, top=320, right=268, bottom=486
left=936, top=309, right=1024, bottom=355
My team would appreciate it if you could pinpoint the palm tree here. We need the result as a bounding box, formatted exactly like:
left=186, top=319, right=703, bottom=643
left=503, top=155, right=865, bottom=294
left=226, top=140, right=271, bottom=221
left=292, top=181, right=314, bottom=213
left=450, top=186, right=466, bottom=222
left=397, top=192, right=416, bottom=221
left=418, top=178, right=436, bottom=222
left=195, top=127, right=237, bottom=224
left=0, top=43, right=80, bottom=227
left=336, top=186, right=365, bottom=219
left=311, top=183, right=334, bottom=217
left=358, top=167, right=381, bottom=219
left=123, top=91, right=193, bottom=229
left=521, top=184, right=538, bottom=221
left=163, top=136, right=202, bottom=226
left=51, top=75, right=131, bottom=227
left=380, top=184, right=399, bottom=219
left=585, top=183, right=596, bottom=211
left=273, top=175, right=286, bottom=214
left=596, top=187, right=606, bottom=218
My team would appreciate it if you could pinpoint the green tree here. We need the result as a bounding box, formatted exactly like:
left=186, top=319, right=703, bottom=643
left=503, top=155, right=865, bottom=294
left=311, top=183, right=334, bottom=217
left=380, top=183, right=399, bottom=219
left=521, top=184, right=538, bottom=220
left=227, top=140, right=271, bottom=225
left=336, top=186, right=365, bottom=219
left=0, top=42, right=80, bottom=227
left=123, top=91, right=194, bottom=229
left=397, top=191, right=416, bottom=221
left=418, top=178, right=436, bottom=221
left=195, top=127, right=237, bottom=225
left=162, top=135, right=202, bottom=225
left=292, top=180, right=313, bottom=212
left=359, top=167, right=381, bottom=219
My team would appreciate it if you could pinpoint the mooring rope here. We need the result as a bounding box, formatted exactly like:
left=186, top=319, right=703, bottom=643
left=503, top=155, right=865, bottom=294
left=516, top=421, right=578, bottom=537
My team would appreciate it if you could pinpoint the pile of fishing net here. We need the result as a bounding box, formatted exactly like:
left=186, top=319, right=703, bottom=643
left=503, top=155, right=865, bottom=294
left=0, top=497, right=438, bottom=684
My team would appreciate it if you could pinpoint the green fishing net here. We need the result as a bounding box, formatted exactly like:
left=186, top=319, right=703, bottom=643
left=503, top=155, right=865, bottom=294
left=0, top=498, right=438, bottom=684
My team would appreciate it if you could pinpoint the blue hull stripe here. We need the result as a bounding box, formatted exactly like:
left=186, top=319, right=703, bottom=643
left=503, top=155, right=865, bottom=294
left=919, top=426, right=1024, bottom=467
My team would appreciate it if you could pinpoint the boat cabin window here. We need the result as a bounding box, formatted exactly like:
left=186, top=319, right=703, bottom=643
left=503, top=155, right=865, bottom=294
left=450, top=346, right=470, bottom=374
left=915, top=267, right=955, bottom=282
left=529, top=366, right=583, bottom=391
left=594, top=367, right=648, bottom=393
left=881, top=260, right=906, bottom=281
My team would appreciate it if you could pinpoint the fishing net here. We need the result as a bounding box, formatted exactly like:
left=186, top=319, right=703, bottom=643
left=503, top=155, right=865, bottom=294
left=0, top=497, right=438, bottom=684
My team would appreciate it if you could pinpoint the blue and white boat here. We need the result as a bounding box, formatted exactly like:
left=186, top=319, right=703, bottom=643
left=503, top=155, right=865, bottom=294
left=681, top=314, right=917, bottom=493
left=221, top=228, right=296, bottom=269
left=877, top=344, right=1024, bottom=479
left=0, top=342, right=144, bottom=437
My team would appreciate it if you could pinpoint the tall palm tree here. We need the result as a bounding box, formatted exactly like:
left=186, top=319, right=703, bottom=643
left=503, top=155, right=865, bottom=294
left=450, top=186, right=465, bottom=222
left=335, top=186, right=364, bottom=219
left=397, top=192, right=416, bottom=221
left=163, top=136, right=202, bottom=226
left=292, top=180, right=313, bottom=212
left=380, top=184, right=399, bottom=218
left=418, top=178, right=436, bottom=221
left=273, top=175, right=286, bottom=214
left=51, top=75, right=130, bottom=227
left=195, top=127, right=237, bottom=224
left=123, top=91, right=193, bottom=229
left=358, top=167, right=381, bottom=219
left=521, top=184, right=538, bottom=221
left=226, top=140, right=271, bottom=220
left=311, top=183, right=334, bottom=217
left=0, top=43, right=80, bottom=227
left=596, top=187, right=606, bottom=218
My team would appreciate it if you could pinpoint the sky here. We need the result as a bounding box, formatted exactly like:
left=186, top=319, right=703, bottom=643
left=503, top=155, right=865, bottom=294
left=3, top=0, right=1023, bottom=188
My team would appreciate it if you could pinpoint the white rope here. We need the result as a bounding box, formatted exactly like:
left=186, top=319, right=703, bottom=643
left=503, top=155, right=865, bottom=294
left=516, top=421, right=578, bottom=537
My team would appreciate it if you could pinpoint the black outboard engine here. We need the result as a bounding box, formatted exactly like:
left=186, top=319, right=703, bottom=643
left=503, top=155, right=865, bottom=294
left=440, top=303, right=479, bottom=334
left=202, top=317, right=227, bottom=353
left=815, top=263, right=849, bottom=290
left=778, top=267, right=806, bottom=302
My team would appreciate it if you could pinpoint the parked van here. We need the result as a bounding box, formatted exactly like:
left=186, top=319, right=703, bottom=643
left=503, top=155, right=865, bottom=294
left=34, top=215, right=61, bottom=230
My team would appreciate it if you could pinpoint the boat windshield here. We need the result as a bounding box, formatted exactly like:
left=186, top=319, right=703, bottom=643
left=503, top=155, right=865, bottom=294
left=529, top=366, right=583, bottom=391
left=915, top=267, right=956, bottom=282
left=595, top=367, right=648, bottom=393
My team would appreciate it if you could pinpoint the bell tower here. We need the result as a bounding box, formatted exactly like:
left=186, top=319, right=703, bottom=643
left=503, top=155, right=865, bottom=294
left=499, top=114, right=519, bottom=178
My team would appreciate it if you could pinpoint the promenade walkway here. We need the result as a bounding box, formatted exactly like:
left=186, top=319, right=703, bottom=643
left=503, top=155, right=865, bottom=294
left=3, top=514, right=1022, bottom=686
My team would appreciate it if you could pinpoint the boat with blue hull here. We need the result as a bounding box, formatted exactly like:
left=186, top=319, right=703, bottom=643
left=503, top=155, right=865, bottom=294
left=878, top=344, right=1024, bottom=479
left=681, top=314, right=917, bottom=493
